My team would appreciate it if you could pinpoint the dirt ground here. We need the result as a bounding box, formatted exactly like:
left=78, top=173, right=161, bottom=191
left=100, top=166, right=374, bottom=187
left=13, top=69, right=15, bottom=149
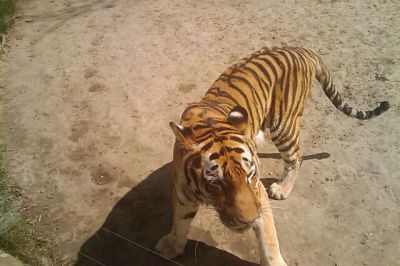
left=1, top=0, right=399, bottom=265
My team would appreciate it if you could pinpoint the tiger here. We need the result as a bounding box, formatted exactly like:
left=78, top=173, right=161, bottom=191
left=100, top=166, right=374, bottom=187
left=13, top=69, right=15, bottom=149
left=155, top=46, right=389, bottom=266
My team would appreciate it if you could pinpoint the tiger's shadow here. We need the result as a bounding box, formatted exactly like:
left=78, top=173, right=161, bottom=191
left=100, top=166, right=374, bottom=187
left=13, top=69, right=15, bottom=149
left=258, top=152, right=331, bottom=187
left=75, top=162, right=257, bottom=266
left=76, top=152, right=330, bottom=266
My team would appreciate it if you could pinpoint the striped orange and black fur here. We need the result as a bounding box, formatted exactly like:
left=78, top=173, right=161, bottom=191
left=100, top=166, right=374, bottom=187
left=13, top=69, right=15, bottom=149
left=155, top=47, right=389, bottom=266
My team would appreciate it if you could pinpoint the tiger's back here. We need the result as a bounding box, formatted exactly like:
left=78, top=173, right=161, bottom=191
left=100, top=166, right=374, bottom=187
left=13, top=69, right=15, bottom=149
left=202, top=47, right=317, bottom=137
left=198, top=47, right=388, bottom=137
left=183, top=46, right=389, bottom=173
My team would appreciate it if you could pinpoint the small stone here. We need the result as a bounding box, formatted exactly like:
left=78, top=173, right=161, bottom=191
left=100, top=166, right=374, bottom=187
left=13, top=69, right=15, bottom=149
left=0, top=212, right=18, bottom=233
left=0, top=250, right=24, bottom=266
left=88, top=83, right=105, bottom=92
left=91, top=169, right=113, bottom=185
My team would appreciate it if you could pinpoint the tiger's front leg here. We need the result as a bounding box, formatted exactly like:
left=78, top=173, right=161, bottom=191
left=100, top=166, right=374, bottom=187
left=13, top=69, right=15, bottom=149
left=254, top=183, right=287, bottom=266
left=155, top=186, right=199, bottom=258
left=268, top=159, right=301, bottom=200
left=268, top=120, right=302, bottom=200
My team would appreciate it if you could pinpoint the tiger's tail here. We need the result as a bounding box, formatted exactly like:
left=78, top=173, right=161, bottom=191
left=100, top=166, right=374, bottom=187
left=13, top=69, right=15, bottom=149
left=315, top=58, right=389, bottom=120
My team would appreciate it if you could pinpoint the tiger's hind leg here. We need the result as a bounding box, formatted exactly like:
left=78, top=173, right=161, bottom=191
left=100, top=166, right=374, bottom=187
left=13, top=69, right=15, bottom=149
left=268, top=120, right=302, bottom=200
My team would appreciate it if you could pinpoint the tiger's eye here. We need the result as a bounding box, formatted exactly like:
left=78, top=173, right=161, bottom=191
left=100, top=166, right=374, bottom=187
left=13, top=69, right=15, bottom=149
left=192, top=156, right=201, bottom=168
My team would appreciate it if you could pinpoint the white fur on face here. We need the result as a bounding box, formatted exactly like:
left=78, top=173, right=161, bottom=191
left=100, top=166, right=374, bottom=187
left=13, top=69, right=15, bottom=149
left=241, top=144, right=253, bottom=166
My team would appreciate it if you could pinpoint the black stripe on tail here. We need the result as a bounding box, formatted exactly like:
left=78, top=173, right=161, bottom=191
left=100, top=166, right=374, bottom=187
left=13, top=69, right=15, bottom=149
left=316, top=59, right=390, bottom=120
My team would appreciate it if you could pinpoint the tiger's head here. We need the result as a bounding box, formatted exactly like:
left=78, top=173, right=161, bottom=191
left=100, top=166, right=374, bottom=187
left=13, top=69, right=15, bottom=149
left=171, top=106, right=262, bottom=231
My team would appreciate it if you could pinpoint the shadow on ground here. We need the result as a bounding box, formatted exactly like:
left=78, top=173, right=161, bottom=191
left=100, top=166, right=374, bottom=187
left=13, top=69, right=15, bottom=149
left=259, top=152, right=331, bottom=187
left=258, top=152, right=330, bottom=161
left=75, top=162, right=257, bottom=266
left=76, top=152, right=330, bottom=265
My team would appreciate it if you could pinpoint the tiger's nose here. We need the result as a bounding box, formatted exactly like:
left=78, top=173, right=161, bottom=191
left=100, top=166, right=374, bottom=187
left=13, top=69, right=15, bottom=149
left=225, top=216, right=238, bottom=226
left=219, top=211, right=236, bottom=224
left=235, top=210, right=260, bottom=223
left=224, top=207, right=258, bottom=225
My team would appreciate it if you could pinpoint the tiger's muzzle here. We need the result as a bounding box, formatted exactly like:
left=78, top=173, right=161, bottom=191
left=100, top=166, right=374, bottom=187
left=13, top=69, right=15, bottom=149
left=218, top=211, right=259, bottom=232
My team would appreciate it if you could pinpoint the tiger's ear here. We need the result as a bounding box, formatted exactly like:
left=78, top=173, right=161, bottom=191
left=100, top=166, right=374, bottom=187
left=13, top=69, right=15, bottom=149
left=170, top=122, right=194, bottom=149
left=228, top=106, right=250, bottom=135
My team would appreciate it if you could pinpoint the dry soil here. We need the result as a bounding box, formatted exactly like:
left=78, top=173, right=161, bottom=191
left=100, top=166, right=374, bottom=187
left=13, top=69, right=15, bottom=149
left=1, top=0, right=399, bottom=265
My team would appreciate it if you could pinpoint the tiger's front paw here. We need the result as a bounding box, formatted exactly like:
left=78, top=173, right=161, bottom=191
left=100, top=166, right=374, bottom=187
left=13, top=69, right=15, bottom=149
left=268, top=182, right=292, bottom=200
left=155, top=234, right=187, bottom=259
